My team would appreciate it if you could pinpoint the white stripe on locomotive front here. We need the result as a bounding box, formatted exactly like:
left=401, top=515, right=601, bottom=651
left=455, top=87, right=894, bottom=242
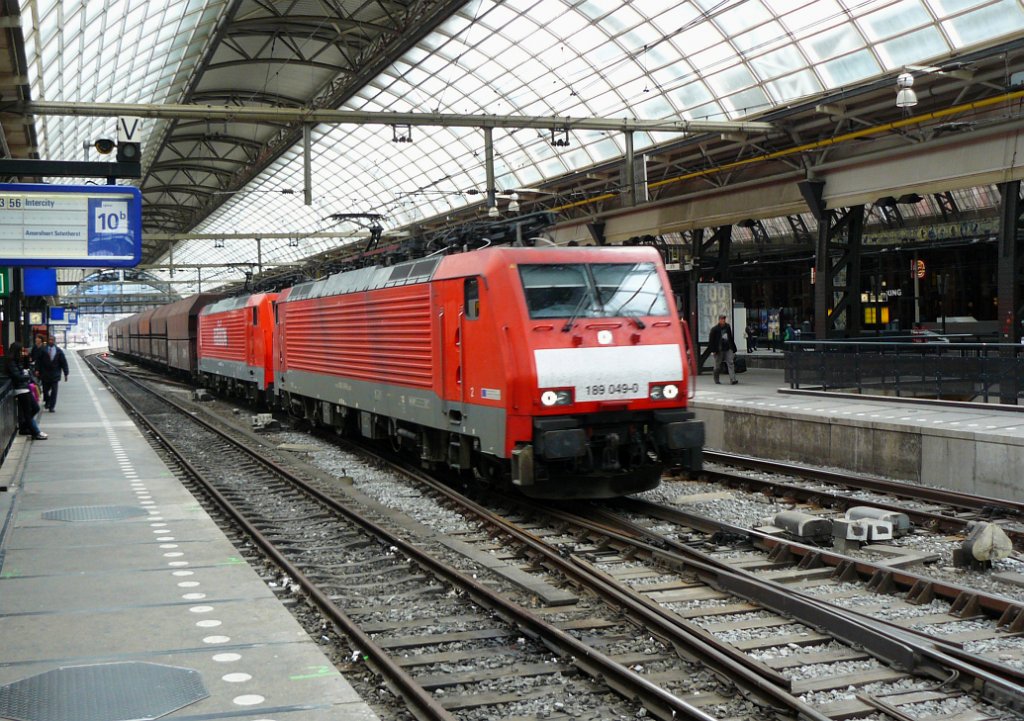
left=533, top=344, right=683, bottom=402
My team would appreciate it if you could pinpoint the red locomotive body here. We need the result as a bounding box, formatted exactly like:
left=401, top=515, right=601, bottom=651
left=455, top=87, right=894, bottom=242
left=274, top=246, right=703, bottom=498
left=197, top=293, right=278, bottom=402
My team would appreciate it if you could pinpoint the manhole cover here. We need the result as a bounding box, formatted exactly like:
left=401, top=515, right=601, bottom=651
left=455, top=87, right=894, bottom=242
left=41, top=506, right=148, bottom=522
left=0, top=662, right=207, bottom=721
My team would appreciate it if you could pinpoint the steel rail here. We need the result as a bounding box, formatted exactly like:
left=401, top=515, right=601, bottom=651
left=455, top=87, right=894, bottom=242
left=349, top=456, right=835, bottom=721
left=607, top=496, right=1024, bottom=709
left=89, top=355, right=456, bottom=721
left=92, top=356, right=719, bottom=721
left=622, top=496, right=1024, bottom=623
left=704, top=450, right=1024, bottom=517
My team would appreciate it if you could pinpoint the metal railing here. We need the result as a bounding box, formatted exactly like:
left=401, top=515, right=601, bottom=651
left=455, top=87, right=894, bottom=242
left=785, top=339, right=1024, bottom=404
left=0, top=380, right=18, bottom=464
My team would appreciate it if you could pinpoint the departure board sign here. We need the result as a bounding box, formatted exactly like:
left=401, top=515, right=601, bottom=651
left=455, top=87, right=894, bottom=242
left=697, top=282, right=733, bottom=343
left=0, top=183, right=142, bottom=267
left=50, top=307, right=77, bottom=326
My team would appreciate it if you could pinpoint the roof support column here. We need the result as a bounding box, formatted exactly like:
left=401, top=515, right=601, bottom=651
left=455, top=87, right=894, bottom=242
left=692, top=226, right=732, bottom=372
left=303, top=124, right=312, bottom=206
left=803, top=179, right=864, bottom=339
left=623, top=131, right=635, bottom=207
left=997, top=180, right=1023, bottom=404
left=484, top=127, right=495, bottom=212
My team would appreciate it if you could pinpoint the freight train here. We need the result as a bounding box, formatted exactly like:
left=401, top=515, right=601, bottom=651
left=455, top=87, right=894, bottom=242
left=108, top=245, right=704, bottom=499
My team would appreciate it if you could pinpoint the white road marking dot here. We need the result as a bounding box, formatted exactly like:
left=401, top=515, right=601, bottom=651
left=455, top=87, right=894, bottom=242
left=190, top=605, right=215, bottom=613
left=160, top=544, right=179, bottom=549
left=177, top=581, right=200, bottom=587
left=203, top=635, right=231, bottom=644
left=168, top=561, right=189, bottom=567
left=172, top=570, right=194, bottom=576
left=151, top=523, right=167, bottom=527
left=157, top=537, right=175, bottom=541
left=163, top=551, right=184, bottom=557
left=196, top=619, right=222, bottom=628
left=212, top=653, right=242, bottom=663
left=223, top=673, right=252, bottom=683
left=183, top=593, right=207, bottom=600
left=232, top=695, right=265, bottom=706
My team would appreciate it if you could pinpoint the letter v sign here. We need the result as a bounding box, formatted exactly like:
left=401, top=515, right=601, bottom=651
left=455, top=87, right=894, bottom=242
left=117, top=116, right=142, bottom=143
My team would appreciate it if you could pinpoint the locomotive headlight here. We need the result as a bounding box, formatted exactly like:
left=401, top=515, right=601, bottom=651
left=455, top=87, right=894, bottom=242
left=649, top=383, right=680, bottom=400
left=540, top=389, right=573, bottom=406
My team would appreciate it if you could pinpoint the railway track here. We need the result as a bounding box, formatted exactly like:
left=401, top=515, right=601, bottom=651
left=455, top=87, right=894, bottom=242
left=702, top=450, right=1024, bottom=542
left=92, top=353, right=1024, bottom=720
left=89, top=354, right=787, bottom=720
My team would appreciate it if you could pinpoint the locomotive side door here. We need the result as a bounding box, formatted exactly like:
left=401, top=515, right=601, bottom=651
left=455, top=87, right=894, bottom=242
left=438, top=276, right=483, bottom=425
left=437, top=278, right=462, bottom=423
left=248, top=303, right=260, bottom=370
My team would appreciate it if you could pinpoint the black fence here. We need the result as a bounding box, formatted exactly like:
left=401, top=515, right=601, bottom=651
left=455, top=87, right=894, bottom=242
left=785, top=339, right=1024, bottom=404
left=0, top=380, right=17, bottom=464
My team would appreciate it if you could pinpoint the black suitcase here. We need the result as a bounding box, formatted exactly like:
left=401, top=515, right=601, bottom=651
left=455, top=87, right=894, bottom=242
left=721, top=356, right=748, bottom=374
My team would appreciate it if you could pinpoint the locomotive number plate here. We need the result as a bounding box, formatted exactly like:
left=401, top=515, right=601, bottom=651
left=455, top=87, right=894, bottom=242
left=582, top=382, right=641, bottom=400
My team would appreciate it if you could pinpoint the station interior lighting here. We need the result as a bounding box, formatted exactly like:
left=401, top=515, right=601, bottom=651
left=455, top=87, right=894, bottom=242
left=896, top=72, right=918, bottom=108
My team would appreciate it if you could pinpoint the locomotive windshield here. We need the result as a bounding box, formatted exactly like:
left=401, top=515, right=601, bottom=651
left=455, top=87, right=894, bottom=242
left=519, top=262, right=668, bottom=320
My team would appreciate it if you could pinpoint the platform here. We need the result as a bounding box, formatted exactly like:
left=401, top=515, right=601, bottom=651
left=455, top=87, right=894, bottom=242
left=692, top=366, right=1022, bottom=499
left=0, top=351, right=379, bottom=721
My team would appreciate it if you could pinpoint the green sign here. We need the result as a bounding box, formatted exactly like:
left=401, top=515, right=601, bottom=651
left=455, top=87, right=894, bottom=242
left=0, top=267, right=8, bottom=297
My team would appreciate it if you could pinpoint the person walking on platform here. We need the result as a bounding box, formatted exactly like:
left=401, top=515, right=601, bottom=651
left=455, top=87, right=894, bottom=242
left=35, top=335, right=69, bottom=412
left=745, top=323, right=757, bottom=353
left=708, top=314, right=738, bottom=385
left=4, top=342, right=46, bottom=439
left=29, top=334, right=45, bottom=369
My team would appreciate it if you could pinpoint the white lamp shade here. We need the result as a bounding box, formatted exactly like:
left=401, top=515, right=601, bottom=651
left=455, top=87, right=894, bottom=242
left=896, top=87, right=918, bottom=108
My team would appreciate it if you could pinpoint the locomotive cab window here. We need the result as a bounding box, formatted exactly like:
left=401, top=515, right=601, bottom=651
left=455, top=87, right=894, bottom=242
left=252, top=307, right=258, bottom=325
left=593, top=263, right=669, bottom=318
left=519, top=263, right=668, bottom=320
left=464, top=277, right=480, bottom=320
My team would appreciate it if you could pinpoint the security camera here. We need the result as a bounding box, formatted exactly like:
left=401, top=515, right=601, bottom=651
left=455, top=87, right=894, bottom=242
left=94, top=138, right=116, bottom=154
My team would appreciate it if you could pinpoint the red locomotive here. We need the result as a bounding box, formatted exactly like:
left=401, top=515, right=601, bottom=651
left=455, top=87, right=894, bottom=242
left=110, top=245, right=703, bottom=498
left=197, top=293, right=278, bottom=403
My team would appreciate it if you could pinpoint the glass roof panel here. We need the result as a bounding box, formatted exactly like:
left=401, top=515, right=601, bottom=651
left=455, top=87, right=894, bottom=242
left=17, top=0, right=1018, bottom=293
left=765, top=69, right=824, bottom=101
left=859, top=0, right=933, bottom=40
left=819, top=49, right=883, bottom=86
left=802, top=24, right=868, bottom=62
left=942, top=0, right=1024, bottom=44
left=876, top=26, right=949, bottom=68
left=23, top=0, right=224, bottom=169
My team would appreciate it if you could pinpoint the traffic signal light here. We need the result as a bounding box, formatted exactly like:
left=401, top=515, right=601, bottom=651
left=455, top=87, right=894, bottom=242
left=117, top=141, right=140, bottom=162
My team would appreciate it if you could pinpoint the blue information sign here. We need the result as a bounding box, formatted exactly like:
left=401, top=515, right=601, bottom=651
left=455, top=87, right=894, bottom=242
left=50, top=306, right=78, bottom=326
left=0, top=183, right=142, bottom=267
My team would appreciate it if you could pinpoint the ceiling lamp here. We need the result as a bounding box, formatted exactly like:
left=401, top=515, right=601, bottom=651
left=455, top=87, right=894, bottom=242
left=896, top=72, right=917, bottom=109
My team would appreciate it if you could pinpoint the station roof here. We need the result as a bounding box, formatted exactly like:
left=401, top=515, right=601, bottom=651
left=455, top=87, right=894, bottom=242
left=3, top=0, right=1024, bottom=302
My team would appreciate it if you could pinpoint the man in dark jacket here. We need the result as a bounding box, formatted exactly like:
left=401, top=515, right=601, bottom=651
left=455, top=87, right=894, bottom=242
left=35, top=335, right=69, bottom=412
left=707, top=314, right=738, bottom=385
left=29, top=334, right=45, bottom=368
